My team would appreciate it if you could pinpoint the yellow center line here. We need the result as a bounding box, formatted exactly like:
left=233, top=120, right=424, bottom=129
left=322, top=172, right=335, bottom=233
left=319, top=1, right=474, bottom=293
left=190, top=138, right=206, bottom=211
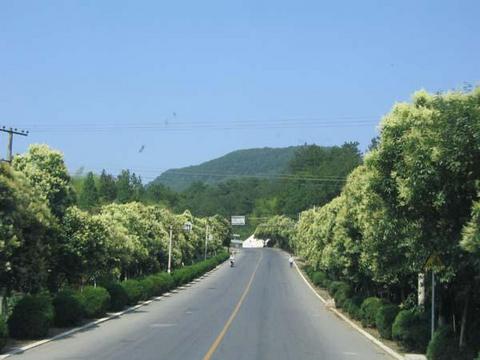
left=202, top=251, right=264, bottom=360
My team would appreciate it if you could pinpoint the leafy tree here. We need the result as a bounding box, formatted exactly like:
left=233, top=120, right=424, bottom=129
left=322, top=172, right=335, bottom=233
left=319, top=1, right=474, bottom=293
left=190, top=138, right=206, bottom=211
left=57, top=206, right=110, bottom=286
left=277, top=142, right=362, bottom=215
left=78, top=172, right=99, bottom=210
left=12, top=144, right=75, bottom=218
left=254, top=215, right=295, bottom=250
left=0, top=163, right=57, bottom=293
left=98, top=170, right=116, bottom=204
left=116, top=170, right=134, bottom=203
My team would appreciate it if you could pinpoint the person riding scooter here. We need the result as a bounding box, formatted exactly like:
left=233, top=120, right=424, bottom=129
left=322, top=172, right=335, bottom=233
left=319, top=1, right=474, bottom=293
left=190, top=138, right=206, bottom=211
left=229, top=253, right=235, bottom=267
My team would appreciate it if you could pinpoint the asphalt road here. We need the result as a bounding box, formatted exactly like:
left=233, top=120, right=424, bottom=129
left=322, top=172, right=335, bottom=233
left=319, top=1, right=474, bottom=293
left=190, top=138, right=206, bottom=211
left=10, top=249, right=392, bottom=360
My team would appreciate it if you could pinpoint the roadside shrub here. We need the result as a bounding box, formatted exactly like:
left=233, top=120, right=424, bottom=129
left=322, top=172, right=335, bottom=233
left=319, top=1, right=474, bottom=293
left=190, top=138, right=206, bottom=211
left=375, top=304, right=399, bottom=339
left=0, top=317, right=7, bottom=352
left=138, top=277, right=156, bottom=300
left=79, top=286, right=110, bottom=318
left=360, top=297, right=383, bottom=328
left=327, top=281, right=342, bottom=295
left=149, top=273, right=174, bottom=295
left=105, top=283, right=128, bottom=311
left=122, top=280, right=143, bottom=305
left=426, top=326, right=475, bottom=360
left=476, top=352, right=480, bottom=360
left=311, top=272, right=328, bottom=287
left=303, top=265, right=314, bottom=277
left=333, top=282, right=352, bottom=309
left=344, top=296, right=363, bottom=320
left=8, top=293, right=54, bottom=339
left=53, top=290, right=84, bottom=327
left=392, top=309, right=429, bottom=353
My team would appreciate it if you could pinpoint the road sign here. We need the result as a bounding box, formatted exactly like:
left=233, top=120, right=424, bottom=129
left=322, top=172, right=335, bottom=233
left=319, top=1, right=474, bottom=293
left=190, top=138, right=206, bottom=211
left=424, top=253, right=443, bottom=270
left=231, top=216, right=246, bottom=226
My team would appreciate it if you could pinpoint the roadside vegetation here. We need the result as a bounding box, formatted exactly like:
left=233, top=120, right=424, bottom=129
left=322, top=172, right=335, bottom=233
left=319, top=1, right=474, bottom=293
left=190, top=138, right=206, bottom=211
left=255, top=89, right=480, bottom=360
left=0, top=146, right=231, bottom=351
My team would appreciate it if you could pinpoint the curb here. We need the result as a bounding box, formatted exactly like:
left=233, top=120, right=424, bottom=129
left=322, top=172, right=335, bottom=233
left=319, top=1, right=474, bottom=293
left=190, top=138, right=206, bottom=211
left=0, top=263, right=225, bottom=359
left=293, top=260, right=405, bottom=360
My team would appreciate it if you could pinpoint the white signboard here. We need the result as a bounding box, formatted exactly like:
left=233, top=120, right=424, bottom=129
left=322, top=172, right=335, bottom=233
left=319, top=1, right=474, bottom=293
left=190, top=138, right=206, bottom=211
left=231, top=216, right=246, bottom=226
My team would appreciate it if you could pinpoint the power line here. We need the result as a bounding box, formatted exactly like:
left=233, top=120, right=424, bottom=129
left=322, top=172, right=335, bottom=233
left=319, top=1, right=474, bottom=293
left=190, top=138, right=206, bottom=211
left=16, top=117, right=379, bottom=133
left=72, top=166, right=348, bottom=183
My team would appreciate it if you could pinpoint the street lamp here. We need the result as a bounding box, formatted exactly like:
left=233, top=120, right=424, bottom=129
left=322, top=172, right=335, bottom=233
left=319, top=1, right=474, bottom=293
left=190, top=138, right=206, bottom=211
left=167, top=221, right=193, bottom=273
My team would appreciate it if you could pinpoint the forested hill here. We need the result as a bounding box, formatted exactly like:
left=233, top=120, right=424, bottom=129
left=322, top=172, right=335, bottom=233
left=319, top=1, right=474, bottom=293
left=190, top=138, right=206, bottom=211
left=152, top=146, right=300, bottom=191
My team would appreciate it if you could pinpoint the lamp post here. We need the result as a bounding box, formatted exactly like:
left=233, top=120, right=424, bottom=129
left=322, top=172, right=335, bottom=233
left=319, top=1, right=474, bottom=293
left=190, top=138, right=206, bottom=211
left=204, top=224, right=209, bottom=260
left=167, top=226, right=173, bottom=273
left=167, top=222, right=193, bottom=274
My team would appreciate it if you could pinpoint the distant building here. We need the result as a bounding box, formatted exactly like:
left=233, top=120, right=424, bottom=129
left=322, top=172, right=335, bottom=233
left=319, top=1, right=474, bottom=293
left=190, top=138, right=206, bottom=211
left=242, top=235, right=265, bottom=248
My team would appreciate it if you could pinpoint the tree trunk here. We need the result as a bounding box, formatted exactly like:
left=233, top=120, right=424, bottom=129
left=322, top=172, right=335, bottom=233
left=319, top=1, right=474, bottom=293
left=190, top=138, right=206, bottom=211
left=459, top=288, right=470, bottom=349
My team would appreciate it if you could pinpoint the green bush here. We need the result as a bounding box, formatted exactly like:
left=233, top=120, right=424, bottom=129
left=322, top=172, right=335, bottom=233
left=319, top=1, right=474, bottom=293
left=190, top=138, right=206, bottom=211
left=0, top=317, right=7, bottom=352
left=105, top=283, right=128, bottom=311
left=392, top=309, right=429, bottom=353
left=311, top=271, right=328, bottom=287
left=375, top=304, right=399, bottom=339
left=327, top=281, right=345, bottom=296
left=53, top=290, right=84, bottom=327
left=332, top=282, right=352, bottom=309
left=343, top=296, right=363, bottom=320
left=138, top=277, right=156, bottom=300
left=8, top=293, right=54, bottom=339
left=360, top=297, right=383, bottom=328
left=149, top=273, right=174, bottom=296
left=79, top=286, right=110, bottom=318
left=426, top=326, right=475, bottom=360
left=475, top=352, right=480, bottom=360
left=122, top=280, right=143, bottom=305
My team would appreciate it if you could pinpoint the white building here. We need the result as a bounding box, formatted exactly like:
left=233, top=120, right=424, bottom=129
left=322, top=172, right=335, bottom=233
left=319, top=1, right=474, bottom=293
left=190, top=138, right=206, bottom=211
left=242, top=235, right=265, bottom=248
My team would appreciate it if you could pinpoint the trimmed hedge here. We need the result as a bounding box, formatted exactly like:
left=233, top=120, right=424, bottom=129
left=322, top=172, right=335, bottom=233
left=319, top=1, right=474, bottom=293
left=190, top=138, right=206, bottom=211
left=344, top=296, right=363, bottom=320
left=0, top=317, right=7, bottom=352
left=148, top=273, right=174, bottom=296
left=79, top=286, right=110, bottom=318
left=138, top=277, right=156, bottom=300
left=311, top=271, right=328, bottom=287
left=172, top=253, right=228, bottom=287
left=105, top=283, right=129, bottom=311
left=332, top=282, right=351, bottom=309
left=360, top=297, right=383, bottom=328
left=375, top=304, right=399, bottom=340
left=392, top=309, right=429, bottom=353
left=8, top=293, right=54, bottom=339
left=122, top=280, right=144, bottom=305
left=53, top=290, right=84, bottom=327
left=426, top=326, right=475, bottom=360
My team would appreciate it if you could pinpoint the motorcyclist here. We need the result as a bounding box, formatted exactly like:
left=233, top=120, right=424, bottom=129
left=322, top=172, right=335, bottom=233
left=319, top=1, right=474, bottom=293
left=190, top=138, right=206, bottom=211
left=288, top=255, right=294, bottom=268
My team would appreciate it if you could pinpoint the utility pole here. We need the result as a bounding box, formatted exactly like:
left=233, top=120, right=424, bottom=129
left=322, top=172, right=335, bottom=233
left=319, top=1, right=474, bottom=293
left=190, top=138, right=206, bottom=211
left=167, top=226, right=173, bottom=273
left=0, top=126, right=29, bottom=162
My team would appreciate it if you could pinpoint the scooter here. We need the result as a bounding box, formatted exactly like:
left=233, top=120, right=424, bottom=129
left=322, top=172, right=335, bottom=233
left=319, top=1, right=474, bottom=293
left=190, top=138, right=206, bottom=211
left=230, top=259, right=235, bottom=267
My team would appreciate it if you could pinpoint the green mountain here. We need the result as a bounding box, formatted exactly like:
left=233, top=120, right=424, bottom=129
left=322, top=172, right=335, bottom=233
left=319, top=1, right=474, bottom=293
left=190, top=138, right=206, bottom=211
left=152, top=146, right=300, bottom=191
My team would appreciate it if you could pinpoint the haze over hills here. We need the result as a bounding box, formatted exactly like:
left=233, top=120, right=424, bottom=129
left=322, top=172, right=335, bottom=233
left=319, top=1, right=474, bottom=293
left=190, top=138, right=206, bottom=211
left=151, top=146, right=300, bottom=191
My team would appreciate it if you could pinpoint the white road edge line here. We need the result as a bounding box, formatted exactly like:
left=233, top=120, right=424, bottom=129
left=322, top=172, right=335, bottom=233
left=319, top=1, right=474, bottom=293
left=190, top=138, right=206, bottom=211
left=293, top=259, right=405, bottom=360
left=0, top=263, right=225, bottom=360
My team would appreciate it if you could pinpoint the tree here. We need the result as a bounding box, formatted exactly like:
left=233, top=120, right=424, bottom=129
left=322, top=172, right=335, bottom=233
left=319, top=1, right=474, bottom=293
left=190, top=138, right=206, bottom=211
left=12, top=144, right=75, bottom=218
left=98, top=170, right=116, bottom=204
left=116, top=170, right=134, bottom=203
left=78, top=172, right=99, bottom=210
left=58, top=206, right=110, bottom=286
left=0, top=163, right=57, bottom=293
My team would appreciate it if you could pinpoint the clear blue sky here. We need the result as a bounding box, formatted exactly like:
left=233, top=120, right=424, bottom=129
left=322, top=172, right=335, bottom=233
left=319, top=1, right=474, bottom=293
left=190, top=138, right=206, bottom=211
left=1, top=0, right=478, bottom=182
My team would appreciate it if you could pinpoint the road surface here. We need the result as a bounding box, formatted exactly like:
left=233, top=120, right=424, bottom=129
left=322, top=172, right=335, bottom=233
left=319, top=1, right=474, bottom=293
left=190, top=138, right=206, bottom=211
left=10, top=249, right=392, bottom=360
